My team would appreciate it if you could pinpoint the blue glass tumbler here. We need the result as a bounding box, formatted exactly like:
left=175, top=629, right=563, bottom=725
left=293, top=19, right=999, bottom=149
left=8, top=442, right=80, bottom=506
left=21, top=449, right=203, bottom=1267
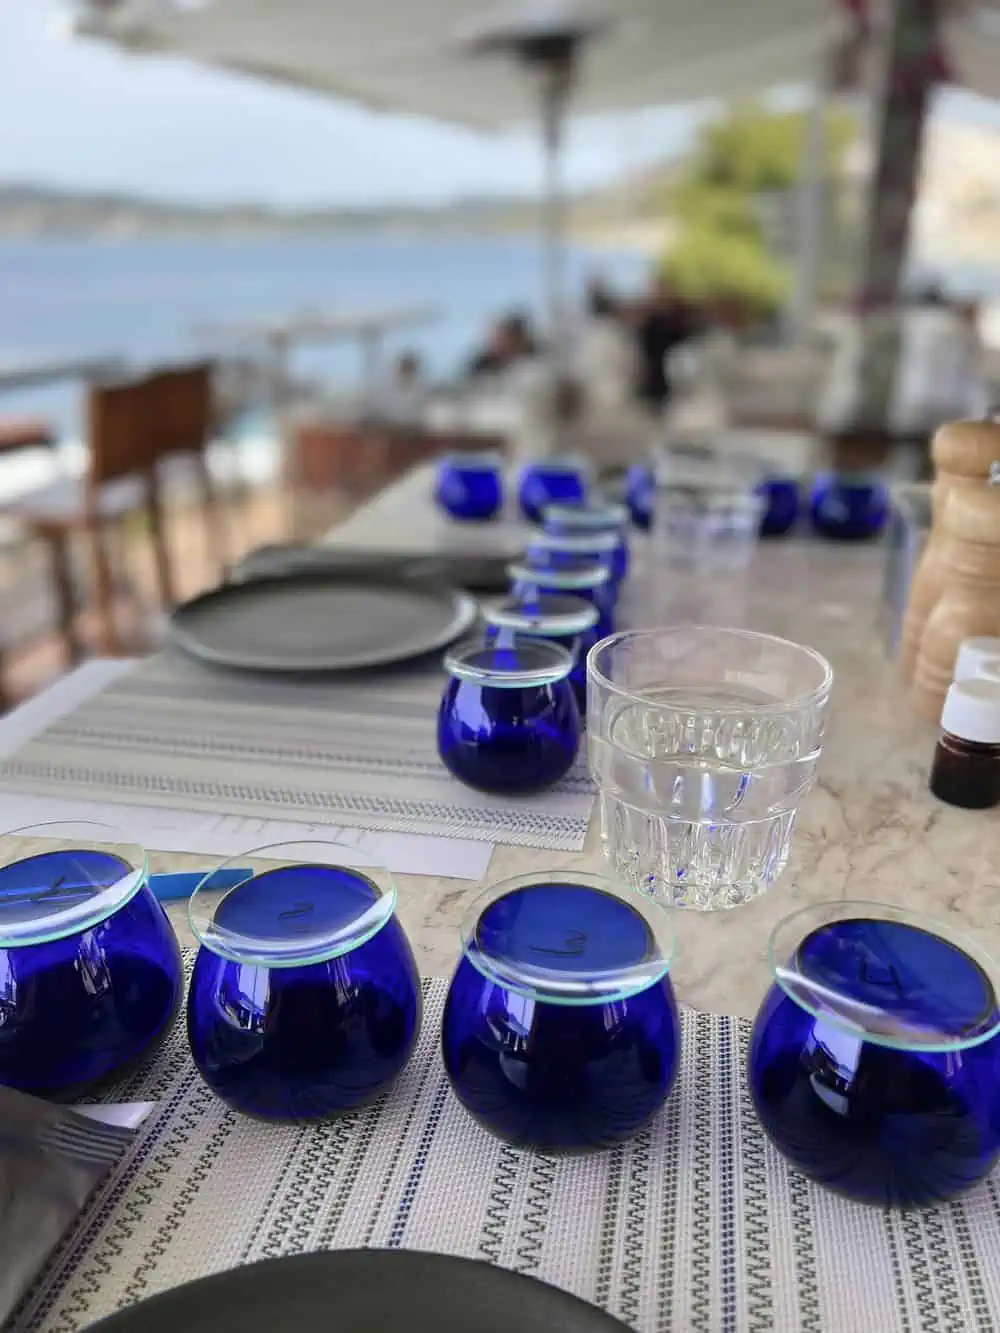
left=434, top=452, right=504, bottom=521
left=0, top=820, right=182, bottom=1100
left=543, top=501, right=630, bottom=582
left=509, top=559, right=615, bottom=640
left=625, top=464, right=654, bottom=531
left=756, top=477, right=800, bottom=538
left=526, top=530, right=623, bottom=590
left=517, top=458, right=589, bottom=524
left=809, top=472, right=889, bottom=541
left=442, top=870, right=680, bottom=1154
left=437, top=635, right=580, bottom=795
left=749, top=901, right=1000, bottom=1209
left=482, top=593, right=599, bottom=716
left=187, top=840, right=421, bottom=1122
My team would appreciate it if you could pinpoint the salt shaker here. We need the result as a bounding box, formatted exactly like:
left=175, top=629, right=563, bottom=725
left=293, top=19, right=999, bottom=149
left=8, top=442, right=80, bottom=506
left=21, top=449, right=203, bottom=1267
left=928, top=679, right=1000, bottom=809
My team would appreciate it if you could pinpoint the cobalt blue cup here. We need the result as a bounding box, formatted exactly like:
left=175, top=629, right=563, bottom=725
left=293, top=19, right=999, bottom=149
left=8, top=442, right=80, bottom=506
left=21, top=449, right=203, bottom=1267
left=756, top=477, right=801, bottom=537
left=526, top=529, right=624, bottom=590
left=0, top=821, right=182, bottom=1100
left=542, top=501, right=630, bottom=582
left=434, top=452, right=504, bottom=521
left=809, top=472, right=889, bottom=541
left=517, top=458, right=589, bottom=524
left=625, top=464, right=654, bottom=531
left=442, top=870, right=680, bottom=1154
left=187, top=841, right=421, bottom=1122
left=482, top=593, right=600, bottom=716
left=749, top=901, right=1000, bottom=1209
left=509, top=559, right=615, bottom=640
left=437, top=636, right=580, bottom=795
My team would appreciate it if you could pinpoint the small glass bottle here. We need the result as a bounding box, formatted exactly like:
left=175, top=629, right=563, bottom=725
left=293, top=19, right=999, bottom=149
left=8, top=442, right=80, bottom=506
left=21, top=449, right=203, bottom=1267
left=929, top=679, right=1000, bottom=809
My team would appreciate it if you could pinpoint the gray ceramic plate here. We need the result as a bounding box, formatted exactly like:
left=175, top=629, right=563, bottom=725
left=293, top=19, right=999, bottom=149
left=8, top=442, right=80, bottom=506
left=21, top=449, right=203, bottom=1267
left=169, top=572, right=477, bottom=673
left=87, top=1250, right=631, bottom=1333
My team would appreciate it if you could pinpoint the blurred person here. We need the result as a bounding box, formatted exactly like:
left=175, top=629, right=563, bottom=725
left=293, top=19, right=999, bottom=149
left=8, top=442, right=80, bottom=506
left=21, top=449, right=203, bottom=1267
left=574, top=276, right=640, bottom=412
left=634, top=274, right=699, bottom=410
left=379, top=350, right=427, bottom=425
left=466, top=311, right=539, bottom=378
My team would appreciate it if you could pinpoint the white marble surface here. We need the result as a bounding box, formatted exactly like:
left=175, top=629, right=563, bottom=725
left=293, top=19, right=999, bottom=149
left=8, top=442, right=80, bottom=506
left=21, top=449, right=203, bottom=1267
left=4, top=466, right=997, bottom=1023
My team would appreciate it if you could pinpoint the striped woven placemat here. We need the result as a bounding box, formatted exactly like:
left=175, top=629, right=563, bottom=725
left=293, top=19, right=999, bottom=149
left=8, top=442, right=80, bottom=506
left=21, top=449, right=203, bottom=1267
left=13, top=973, right=999, bottom=1333
left=0, top=652, right=594, bottom=851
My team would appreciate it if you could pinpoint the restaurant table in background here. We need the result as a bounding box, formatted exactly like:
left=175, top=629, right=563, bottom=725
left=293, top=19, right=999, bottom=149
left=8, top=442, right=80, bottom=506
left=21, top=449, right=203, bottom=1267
left=3, top=461, right=1000, bottom=1333
left=0, top=461, right=994, bottom=1017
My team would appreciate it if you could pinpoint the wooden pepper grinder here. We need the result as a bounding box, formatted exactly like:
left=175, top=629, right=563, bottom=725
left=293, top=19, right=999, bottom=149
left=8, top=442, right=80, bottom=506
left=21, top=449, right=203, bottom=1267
left=911, top=458, right=1000, bottom=722
left=899, top=417, right=1000, bottom=683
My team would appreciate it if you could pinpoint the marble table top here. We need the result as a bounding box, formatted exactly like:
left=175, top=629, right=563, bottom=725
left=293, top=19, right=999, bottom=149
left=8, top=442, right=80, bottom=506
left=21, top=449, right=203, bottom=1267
left=4, top=465, right=996, bottom=1022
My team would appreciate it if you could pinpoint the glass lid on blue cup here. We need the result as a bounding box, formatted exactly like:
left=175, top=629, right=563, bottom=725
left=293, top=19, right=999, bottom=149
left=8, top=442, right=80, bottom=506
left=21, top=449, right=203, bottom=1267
left=484, top=594, right=599, bottom=637
left=443, top=635, right=574, bottom=688
left=508, top=559, right=612, bottom=592
left=769, top=901, right=1000, bottom=1053
left=0, top=820, right=148, bottom=947
left=527, top=530, right=620, bottom=557
left=460, top=870, right=675, bottom=1005
left=188, top=840, right=397, bottom=968
left=543, top=500, right=628, bottom=530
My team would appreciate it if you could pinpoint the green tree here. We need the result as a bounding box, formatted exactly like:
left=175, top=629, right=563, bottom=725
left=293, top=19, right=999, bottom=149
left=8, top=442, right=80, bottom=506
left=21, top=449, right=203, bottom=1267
left=661, top=103, right=855, bottom=317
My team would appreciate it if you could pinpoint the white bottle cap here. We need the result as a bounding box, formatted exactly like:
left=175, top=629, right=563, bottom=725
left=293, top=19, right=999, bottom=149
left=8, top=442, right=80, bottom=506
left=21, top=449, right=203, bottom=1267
left=954, top=637, right=1000, bottom=682
left=975, top=659, right=1000, bottom=686
left=940, top=679, right=1000, bottom=744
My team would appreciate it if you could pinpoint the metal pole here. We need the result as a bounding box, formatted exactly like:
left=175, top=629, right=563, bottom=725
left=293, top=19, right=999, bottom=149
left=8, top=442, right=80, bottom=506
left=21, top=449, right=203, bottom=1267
left=787, top=74, right=829, bottom=338
left=538, top=59, right=571, bottom=404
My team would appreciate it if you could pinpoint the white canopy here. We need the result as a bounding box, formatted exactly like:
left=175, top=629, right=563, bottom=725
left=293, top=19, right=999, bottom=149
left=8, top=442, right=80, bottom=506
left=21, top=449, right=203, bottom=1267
left=69, top=1, right=1000, bottom=126
left=71, top=0, right=849, bottom=128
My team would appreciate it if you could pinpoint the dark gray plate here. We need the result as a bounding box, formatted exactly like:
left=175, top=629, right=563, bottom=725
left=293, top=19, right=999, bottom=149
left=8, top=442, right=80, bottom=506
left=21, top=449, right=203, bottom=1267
left=87, top=1250, right=630, bottom=1333
left=169, top=572, right=477, bottom=673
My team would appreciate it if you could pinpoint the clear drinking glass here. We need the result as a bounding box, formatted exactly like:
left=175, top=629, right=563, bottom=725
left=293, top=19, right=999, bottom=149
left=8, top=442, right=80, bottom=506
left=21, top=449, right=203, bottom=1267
left=587, top=627, right=833, bottom=910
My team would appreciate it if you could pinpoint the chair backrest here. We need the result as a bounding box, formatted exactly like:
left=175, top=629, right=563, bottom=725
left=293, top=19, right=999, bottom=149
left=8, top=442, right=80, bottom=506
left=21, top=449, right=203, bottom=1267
left=85, top=376, right=155, bottom=486
left=146, top=362, right=214, bottom=460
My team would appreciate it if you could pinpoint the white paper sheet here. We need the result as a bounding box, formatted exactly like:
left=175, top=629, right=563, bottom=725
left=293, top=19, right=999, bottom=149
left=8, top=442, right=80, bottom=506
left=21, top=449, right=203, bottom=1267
left=0, top=662, right=493, bottom=881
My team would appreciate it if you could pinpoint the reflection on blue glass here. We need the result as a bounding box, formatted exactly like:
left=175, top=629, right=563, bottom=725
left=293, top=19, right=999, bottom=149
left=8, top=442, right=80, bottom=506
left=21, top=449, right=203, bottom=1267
left=442, top=880, right=680, bottom=1153
left=510, top=559, right=615, bottom=640
left=437, top=641, right=580, bottom=794
left=749, top=917, right=1000, bottom=1207
left=543, top=504, right=630, bottom=583
left=757, top=478, right=800, bottom=537
left=0, top=849, right=182, bottom=1099
left=625, top=465, right=654, bottom=531
left=517, top=461, right=588, bottom=524
left=527, top=529, right=625, bottom=588
left=483, top=594, right=599, bottom=717
left=809, top=473, right=889, bottom=541
left=434, top=454, right=503, bottom=521
left=187, top=865, right=421, bottom=1122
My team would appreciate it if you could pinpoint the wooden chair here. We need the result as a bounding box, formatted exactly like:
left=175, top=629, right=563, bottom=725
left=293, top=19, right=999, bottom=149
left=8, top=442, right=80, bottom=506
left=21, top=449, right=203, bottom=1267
left=14, top=376, right=170, bottom=659
left=146, top=362, right=230, bottom=579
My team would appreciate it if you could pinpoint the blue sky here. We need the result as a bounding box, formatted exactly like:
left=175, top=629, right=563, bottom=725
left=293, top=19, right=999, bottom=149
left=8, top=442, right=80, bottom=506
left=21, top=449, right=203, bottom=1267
left=2, top=0, right=1000, bottom=208
left=0, top=0, right=703, bottom=206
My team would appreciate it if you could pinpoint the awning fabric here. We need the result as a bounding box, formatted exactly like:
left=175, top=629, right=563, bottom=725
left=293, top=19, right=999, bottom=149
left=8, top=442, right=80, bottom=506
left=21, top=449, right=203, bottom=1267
left=70, top=0, right=849, bottom=128
left=69, top=1, right=1000, bottom=127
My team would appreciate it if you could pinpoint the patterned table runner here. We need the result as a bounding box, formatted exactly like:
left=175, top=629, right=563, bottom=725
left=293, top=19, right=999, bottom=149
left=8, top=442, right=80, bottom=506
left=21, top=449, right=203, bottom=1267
left=0, top=653, right=594, bottom=851
left=13, top=975, right=999, bottom=1333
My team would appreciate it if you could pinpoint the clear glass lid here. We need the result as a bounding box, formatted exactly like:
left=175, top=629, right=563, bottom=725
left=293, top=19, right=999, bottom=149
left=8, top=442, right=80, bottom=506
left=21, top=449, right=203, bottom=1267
left=508, top=560, right=611, bottom=592
left=527, top=530, right=620, bottom=556
left=459, top=869, right=675, bottom=1005
left=519, top=455, right=589, bottom=478
left=768, top=901, right=1000, bottom=1052
left=439, top=450, right=503, bottom=471
left=484, top=594, right=599, bottom=637
left=0, top=820, right=148, bottom=948
left=543, top=500, right=628, bottom=530
left=444, top=634, right=573, bottom=688
left=189, top=839, right=397, bottom=968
